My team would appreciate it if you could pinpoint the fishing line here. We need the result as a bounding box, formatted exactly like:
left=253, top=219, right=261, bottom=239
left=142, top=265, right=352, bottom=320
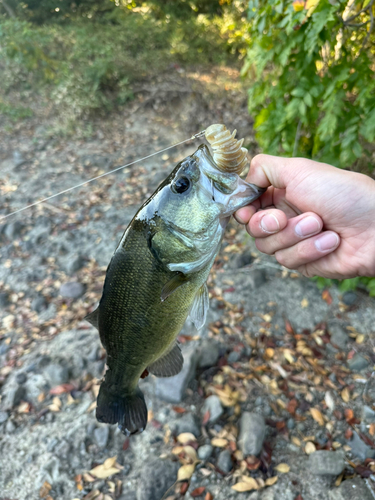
left=0, top=130, right=206, bottom=221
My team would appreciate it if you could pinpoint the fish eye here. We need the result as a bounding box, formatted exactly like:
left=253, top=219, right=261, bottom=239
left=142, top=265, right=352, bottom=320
left=172, top=176, right=191, bottom=194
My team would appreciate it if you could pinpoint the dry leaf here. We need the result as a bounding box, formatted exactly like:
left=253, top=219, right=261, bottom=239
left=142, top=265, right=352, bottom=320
left=356, top=334, right=365, bottom=344
left=341, top=387, right=350, bottom=403
left=301, top=298, right=309, bottom=308
left=232, top=480, right=258, bottom=492
left=90, top=456, right=120, bottom=479
left=39, top=481, right=52, bottom=498
left=310, top=408, right=325, bottom=426
left=305, top=442, right=316, bottom=454
left=103, top=456, right=117, bottom=468
left=265, top=476, right=278, bottom=486
left=205, top=493, right=213, bottom=500
left=292, top=437, right=301, bottom=447
left=177, top=464, right=196, bottom=481
left=177, top=432, right=197, bottom=444
left=325, top=391, right=335, bottom=412
left=274, top=463, right=290, bottom=473
left=370, top=423, right=375, bottom=436
left=211, top=438, right=228, bottom=448
left=191, top=486, right=206, bottom=497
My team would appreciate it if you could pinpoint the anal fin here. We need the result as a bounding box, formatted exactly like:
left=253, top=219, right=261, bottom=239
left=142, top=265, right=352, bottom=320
left=148, top=343, right=183, bottom=377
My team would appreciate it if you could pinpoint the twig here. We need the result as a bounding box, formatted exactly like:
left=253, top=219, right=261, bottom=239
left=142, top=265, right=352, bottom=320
left=343, top=0, right=375, bottom=24
left=359, top=4, right=375, bottom=54
left=293, top=120, right=302, bottom=157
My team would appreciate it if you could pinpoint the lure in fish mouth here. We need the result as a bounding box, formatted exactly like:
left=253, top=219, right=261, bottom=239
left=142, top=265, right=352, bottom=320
left=86, top=124, right=265, bottom=436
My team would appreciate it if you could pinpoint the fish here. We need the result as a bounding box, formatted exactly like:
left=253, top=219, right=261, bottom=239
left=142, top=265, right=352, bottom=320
left=86, top=124, right=265, bottom=436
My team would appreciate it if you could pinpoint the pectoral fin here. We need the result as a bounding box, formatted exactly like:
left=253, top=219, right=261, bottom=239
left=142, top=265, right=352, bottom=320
left=161, top=272, right=188, bottom=302
left=147, top=343, right=184, bottom=377
left=85, top=307, right=99, bottom=329
left=188, top=283, right=209, bottom=330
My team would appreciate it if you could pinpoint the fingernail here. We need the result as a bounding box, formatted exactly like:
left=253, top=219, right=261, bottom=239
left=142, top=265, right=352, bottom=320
left=315, top=232, right=339, bottom=252
left=260, top=214, right=280, bottom=234
left=295, top=216, right=320, bottom=237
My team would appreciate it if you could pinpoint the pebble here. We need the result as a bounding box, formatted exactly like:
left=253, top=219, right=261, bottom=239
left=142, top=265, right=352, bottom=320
left=347, top=354, right=369, bottom=372
left=136, top=458, right=178, bottom=500
left=329, top=324, right=349, bottom=349
left=328, top=477, right=374, bottom=500
left=0, top=342, right=10, bottom=355
left=59, top=281, right=85, bottom=299
left=217, top=449, right=233, bottom=474
left=4, top=221, right=24, bottom=239
left=287, top=418, right=295, bottom=430
left=7, top=385, right=26, bottom=407
left=43, top=364, right=70, bottom=387
left=16, top=373, right=27, bottom=385
left=0, top=411, right=9, bottom=423
left=227, top=350, right=241, bottom=364
left=362, top=405, right=375, bottom=422
left=173, top=413, right=200, bottom=437
left=94, top=426, right=110, bottom=449
left=227, top=249, right=253, bottom=269
left=155, top=348, right=198, bottom=403
left=6, top=420, right=16, bottom=433
left=198, top=444, right=213, bottom=461
left=64, top=254, right=85, bottom=275
left=347, top=431, right=375, bottom=460
left=342, top=291, right=358, bottom=306
left=201, top=395, right=224, bottom=423
left=0, top=292, right=9, bottom=307
left=198, top=339, right=220, bottom=368
left=31, top=295, right=47, bottom=313
left=309, top=450, right=345, bottom=475
left=238, top=412, right=266, bottom=456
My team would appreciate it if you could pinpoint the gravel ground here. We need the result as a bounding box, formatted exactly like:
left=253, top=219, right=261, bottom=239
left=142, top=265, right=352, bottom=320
left=1, top=68, right=375, bottom=500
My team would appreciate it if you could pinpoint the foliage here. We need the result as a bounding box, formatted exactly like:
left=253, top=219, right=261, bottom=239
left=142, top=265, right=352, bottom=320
left=243, top=0, right=375, bottom=169
left=313, top=276, right=375, bottom=297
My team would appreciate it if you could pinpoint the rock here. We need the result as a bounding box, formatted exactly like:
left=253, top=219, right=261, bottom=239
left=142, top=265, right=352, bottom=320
left=155, top=348, right=198, bottom=403
left=31, top=295, right=47, bottom=313
left=342, top=291, right=358, bottom=306
left=362, top=405, right=375, bottom=422
left=6, top=385, right=26, bottom=407
left=16, top=373, right=27, bottom=385
left=198, top=339, right=220, bottom=368
left=0, top=292, right=9, bottom=308
left=4, top=221, right=24, bottom=240
left=201, top=395, right=224, bottom=423
left=63, top=254, right=85, bottom=275
left=328, top=477, right=373, bottom=500
left=0, top=411, right=8, bottom=423
left=347, top=432, right=375, bottom=460
left=227, top=350, right=241, bottom=364
left=247, top=269, right=267, bottom=288
left=287, top=418, right=295, bottom=430
left=5, top=419, right=16, bottom=433
left=348, top=354, right=369, bottom=372
left=43, top=364, right=70, bottom=387
left=329, top=324, right=349, bottom=349
left=59, top=282, right=85, bottom=299
left=37, top=304, right=57, bottom=323
left=173, top=413, right=200, bottom=437
left=238, top=412, right=266, bottom=456
left=93, top=426, right=110, bottom=449
left=136, top=458, right=178, bottom=500
left=308, top=451, right=345, bottom=475
left=0, top=342, right=10, bottom=355
left=227, top=250, right=253, bottom=269
left=217, top=449, right=233, bottom=474
left=198, top=444, right=213, bottom=461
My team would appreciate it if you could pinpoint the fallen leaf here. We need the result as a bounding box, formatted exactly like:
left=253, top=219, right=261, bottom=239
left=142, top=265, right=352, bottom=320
left=202, top=409, right=211, bottom=426
left=305, top=442, right=316, bottom=454
left=322, top=290, right=332, bottom=305
left=180, top=482, right=189, bottom=495
left=356, top=334, right=365, bottom=344
left=292, top=437, right=301, bottom=447
left=232, top=480, right=258, bottom=492
left=177, top=464, right=196, bottom=481
left=177, top=432, right=197, bottom=444
left=325, top=391, right=335, bottom=412
left=50, top=383, right=75, bottom=395
left=274, top=463, right=290, bottom=473
left=205, top=493, right=213, bottom=500
left=265, top=476, right=278, bottom=486
left=172, top=406, right=187, bottom=414
left=341, top=387, right=350, bottom=403
left=310, top=408, right=325, bottom=426
left=89, top=456, right=120, bottom=479
left=191, top=486, right=206, bottom=497
left=370, top=423, right=375, bottom=436
left=211, top=438, right=228, bottom=448
left=301, top=298, right=309, bottom=308
left=39, top=481, right=52, bottom=498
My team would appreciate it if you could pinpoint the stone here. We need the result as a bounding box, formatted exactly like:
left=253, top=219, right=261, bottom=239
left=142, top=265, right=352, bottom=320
left=348, top=354, right=369, bottom=372
left=198, top=444, right=213, bottom=461
left=16, top=372, right=27, bottom=385
left=198, top=339, right=220, bottom=368
left=362, top=405, right=375, bottom=422
left=227, top=250, right=253, bottom=269
left=4, top=221, right=24, bottom=240
left=287, top=418, right=295, bottom=430
left=136, top=458, right=178, bottom=500
left=64, top=254, right=85, bottom=275
left=93, top=426, right=110, bottom=449
left=31, top=295, right=47, bottom=313
left=155, top=348, right=198, bottom=403
left=0, top=411, right=8, bottom=423
left=5, top=419, right=16, bottom=433
left=347, top=432, right=375, bottom=460
left=59, top=282, right=85, bottom=299
left=201, top=395, right=224, bottom=423
left=308, top=451, right=345, bottom=475
left=217, top=449, right=233, bottom=474
left=173, top=413, right=200, bottom=437
left=43, top=364, right=70, bottom=387
left=0, top=342, right=10, bottom=355
left=0, top=292, right=9, bottom=308
left=6, top=385, right=26, bottom=407
left=328, top=477, right=373, bottom=500
left=342, top=291, right=358, bottom=306
left=238, top=412, right=266, bottom=456
left=329, top=324, right=349, bottom=349
left=227, top=350, right=241, bottom=364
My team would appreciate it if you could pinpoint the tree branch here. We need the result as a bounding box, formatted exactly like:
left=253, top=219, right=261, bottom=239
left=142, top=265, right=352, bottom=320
left=0, top=0, right=16, bottom=18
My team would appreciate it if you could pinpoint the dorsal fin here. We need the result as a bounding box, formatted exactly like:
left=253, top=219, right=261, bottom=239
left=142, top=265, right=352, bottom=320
left=85, top=307, right=99, bottom=329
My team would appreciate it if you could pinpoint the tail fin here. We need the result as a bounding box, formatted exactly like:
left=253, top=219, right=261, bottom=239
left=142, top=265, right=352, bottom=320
left=96, top=382, right=148, bottom=436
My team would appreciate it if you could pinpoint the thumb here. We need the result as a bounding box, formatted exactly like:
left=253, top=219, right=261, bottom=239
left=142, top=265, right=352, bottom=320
left=247, top=154, right=300, bottom=189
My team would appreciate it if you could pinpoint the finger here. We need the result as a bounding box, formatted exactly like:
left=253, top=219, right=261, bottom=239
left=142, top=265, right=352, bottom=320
left=248, top=209, right=288, bottom=238
left=274, top=231, right=340, bottom=269
left=234, top=204, right=257, bottom=225
left=246, top=154, right=297, bottom=189
left=253, top=213, right=323, bottom=253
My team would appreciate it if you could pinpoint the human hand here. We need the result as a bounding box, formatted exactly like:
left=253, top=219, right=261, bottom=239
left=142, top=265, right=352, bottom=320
left=235, top=155, right=375, bottom=279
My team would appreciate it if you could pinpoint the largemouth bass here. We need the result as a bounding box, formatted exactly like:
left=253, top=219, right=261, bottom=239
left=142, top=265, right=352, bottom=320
left=86, top=125, right=265, bottom=436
